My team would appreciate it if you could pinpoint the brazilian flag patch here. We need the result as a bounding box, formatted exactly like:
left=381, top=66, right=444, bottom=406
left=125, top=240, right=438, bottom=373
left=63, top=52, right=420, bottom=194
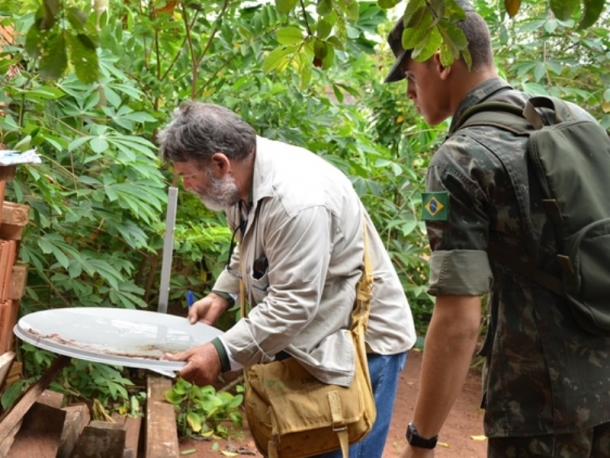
left=421, top=192, right=449, bottom=221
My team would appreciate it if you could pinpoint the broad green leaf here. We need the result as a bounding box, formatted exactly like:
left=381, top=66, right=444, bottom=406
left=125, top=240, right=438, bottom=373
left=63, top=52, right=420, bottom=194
left=314, top=40, right=328, bottom=59
left=405, top=5, right=427, bottom=29
left=578, top=0, right=605, bottom=29
left=40, top=32, right=68, bottom=80
left=276, top=26, right=303, bottom=45
left=550, top=0, right=579, bottom=21
left=262, top=46, right=293, bottom=73
left=275, top=0, right=298, bottom=14
left=299, top=60, right=312, bottom=90
left=25, top=23, right=43, bottom=59
left=90, top=137, right=109, bottom=153
left=326, top=36, right=344, bottom=51
left=504, top=0, right=522, bottom=17
left=66, top=7, right=87, bottom=31
left=440, top=21, right=468, bottom=49
left=345, top=0, right=359, bottom=21
left=378, top=0, right=400, bottom=8
left=402, top=10, right=433, bottom=51
left=316, top=19, right=332, bottom=39
left=317, top=0, right=332, bottom=15
left=67, top=34, right=99, bottom=84
left=412, top=27, right=442, bottom=61
left=332, top=84, right=344, bottom=103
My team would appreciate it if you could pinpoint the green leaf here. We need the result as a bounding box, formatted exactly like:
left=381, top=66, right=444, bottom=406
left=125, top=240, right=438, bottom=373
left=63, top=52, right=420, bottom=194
left=402, top=10, right=433, bottom=51
left=25, top=23, right=43, bottom=59
left=186, top=412, right=203, bottom=432
left=550, top=0, right=579, bottom=21
left=578, top=0, right=604, bottom=29
left=314, top=40, right=328, bottom=59
left=67, top=33, right=99, bottom=84
left=332, top=84, right=344, bottom=103
left=66, top=7, right=87, bottom=31
left=275, top=0, right=298, bottom=14
left=299, top=60, right=312, bottom=91
left=326, top=36, right=344, bottom=51
left=316, top=19, right=332, bottom=39
left=404, top=5, right=427, bottom=29
left=90, top=137, right=109, bottom=153
left=262, top=46, right=293, bottom=73
left=378, top=0, right=400, bottom=8
left=317, top=0, right=332, bottom=15
left=412, top=27, right=442, bottom=61
left=39, top=32, right=68, bottom=80
left=276, top=26, right=303, bottom=45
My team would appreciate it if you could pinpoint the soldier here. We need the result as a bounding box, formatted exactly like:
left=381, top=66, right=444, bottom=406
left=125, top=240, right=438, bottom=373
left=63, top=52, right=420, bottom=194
left=384, top=1, right=610, bottom=457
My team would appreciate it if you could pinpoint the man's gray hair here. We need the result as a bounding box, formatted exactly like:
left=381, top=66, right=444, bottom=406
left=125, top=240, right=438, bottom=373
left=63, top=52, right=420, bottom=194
left=158, top=102, right=256, bottom=163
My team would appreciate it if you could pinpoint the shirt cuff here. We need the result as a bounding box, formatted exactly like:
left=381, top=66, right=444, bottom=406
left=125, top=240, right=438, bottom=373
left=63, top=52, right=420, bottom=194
left=428, top=249, right=493, bottom=296
left=210, top=337, right=232, bottom=373
left=217, top=337, right=243, bottom=372
left=211, top=290, right=235, bottom=308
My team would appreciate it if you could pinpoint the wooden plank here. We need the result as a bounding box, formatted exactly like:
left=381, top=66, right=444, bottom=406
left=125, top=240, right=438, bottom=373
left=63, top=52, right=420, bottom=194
left=123, top=416, right=142, bottom=458
left=145, top=375, right=179, bottom=458
left=70, top=420, right=126, bottom=458
left=5, top=361, right=21, bottom=387
left=0, top=355, right=70, bottom=443
left=57, top=403, right=90, bottom=458
left=7, top=402, right=66, bottom=457
left=8, top=263, right=27, bottom=300
left=37, top=389, right=64, bottom=409
left=110, top=414, right=142, bottom=458
left=0, top=351, right=15, bottom=390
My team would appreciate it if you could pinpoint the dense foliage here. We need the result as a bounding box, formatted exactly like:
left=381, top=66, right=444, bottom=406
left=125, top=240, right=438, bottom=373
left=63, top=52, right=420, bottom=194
left=0, top=0, right=609, bottom=435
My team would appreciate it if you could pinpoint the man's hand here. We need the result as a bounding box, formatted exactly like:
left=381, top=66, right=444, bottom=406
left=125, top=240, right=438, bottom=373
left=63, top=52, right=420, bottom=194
left=165, top=343, right=222, bottom=386
left=400, top=445, right=435, bottom=458
left=188, top=292, right=229, bottom=325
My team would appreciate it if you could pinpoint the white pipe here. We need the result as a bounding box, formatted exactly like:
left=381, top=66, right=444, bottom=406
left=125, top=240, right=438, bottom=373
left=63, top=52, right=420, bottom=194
left=158, top=186, right=178, bottom=313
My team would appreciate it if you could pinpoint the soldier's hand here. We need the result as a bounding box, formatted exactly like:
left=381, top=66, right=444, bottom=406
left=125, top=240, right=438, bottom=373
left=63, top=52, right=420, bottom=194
left=187, top=292, right=230, bottom=326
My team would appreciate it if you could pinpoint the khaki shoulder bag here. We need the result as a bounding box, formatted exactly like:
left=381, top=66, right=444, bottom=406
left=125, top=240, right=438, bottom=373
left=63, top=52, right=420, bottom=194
left=242, top=225, right=376, bottom=458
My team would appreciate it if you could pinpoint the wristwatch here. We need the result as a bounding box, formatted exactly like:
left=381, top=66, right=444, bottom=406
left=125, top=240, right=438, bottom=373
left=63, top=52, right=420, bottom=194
left=406, top=422, right=438, bottom=449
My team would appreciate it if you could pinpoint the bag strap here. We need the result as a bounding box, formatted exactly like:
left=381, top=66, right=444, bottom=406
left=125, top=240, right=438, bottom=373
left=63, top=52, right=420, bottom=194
left=351, top=222, right=373, bottom=333
left=240, top=223, right=374, bottom=325
left=487, top=245, right=564, bottom=295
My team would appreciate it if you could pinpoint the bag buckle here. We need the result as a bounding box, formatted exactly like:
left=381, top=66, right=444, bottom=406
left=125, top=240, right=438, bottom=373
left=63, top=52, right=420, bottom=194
left=332, top=422, right=347, bottom=432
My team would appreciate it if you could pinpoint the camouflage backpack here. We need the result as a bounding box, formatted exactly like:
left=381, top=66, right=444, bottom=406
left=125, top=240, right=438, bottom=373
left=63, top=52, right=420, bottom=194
left=453, top=95, right=610, bottom=335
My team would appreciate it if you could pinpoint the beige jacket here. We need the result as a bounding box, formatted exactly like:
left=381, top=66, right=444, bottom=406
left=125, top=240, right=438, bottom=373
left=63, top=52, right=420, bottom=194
left=213, top=137, right=416, bottom=385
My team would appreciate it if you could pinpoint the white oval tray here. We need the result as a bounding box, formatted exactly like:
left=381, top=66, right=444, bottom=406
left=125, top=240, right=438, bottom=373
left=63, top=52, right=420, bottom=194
left=14, top=307, right=224, bottom=372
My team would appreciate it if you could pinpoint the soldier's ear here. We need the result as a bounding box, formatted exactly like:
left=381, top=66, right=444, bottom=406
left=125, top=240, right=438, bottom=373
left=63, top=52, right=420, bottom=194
left=431, top=51, right=451, bottom=80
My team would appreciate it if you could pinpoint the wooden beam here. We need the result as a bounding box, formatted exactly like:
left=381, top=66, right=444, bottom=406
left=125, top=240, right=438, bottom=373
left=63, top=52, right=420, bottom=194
left=57, top=403, right=90, bottom=458
left=145, top=375, right=179, bottom=458
left=7, top=402, right=67, bottom=457
left=70, top=421, right=126, bottom=458
left=0, top=351, right=15, bottom=390
left=0, top=356, right=70, bottom=444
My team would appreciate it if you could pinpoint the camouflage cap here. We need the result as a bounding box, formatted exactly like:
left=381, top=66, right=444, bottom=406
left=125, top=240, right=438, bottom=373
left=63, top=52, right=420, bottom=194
left=384, top=17, right=410, bottom=84
left=384, top=1, right=476, bottom=84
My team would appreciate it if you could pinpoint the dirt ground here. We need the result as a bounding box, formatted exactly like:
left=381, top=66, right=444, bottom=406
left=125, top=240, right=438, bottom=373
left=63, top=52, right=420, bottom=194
left=178, top=350, right=488, bottom=457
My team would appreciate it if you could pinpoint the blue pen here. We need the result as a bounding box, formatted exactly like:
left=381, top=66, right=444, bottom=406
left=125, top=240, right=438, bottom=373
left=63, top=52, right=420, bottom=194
left=187, top=290, right=195, bottom=308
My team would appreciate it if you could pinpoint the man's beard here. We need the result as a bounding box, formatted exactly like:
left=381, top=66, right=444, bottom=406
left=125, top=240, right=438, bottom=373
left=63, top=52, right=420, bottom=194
left=197, top=171, right=241, bottom=211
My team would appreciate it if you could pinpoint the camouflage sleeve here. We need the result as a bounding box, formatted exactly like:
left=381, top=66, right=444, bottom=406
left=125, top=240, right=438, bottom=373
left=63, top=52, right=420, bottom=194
left=424, top=134, right=496, bottom=296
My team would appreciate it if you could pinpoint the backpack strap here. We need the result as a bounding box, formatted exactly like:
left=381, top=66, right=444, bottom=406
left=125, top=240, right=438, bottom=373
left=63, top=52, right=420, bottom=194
left=487, top=245, right=564, bottom=295
left=451, top=100, right=567, bottom=298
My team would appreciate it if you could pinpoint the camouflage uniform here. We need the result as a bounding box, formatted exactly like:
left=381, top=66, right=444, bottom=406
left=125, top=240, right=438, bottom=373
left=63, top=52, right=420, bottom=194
left=425, top=77, right=610, bottom=444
